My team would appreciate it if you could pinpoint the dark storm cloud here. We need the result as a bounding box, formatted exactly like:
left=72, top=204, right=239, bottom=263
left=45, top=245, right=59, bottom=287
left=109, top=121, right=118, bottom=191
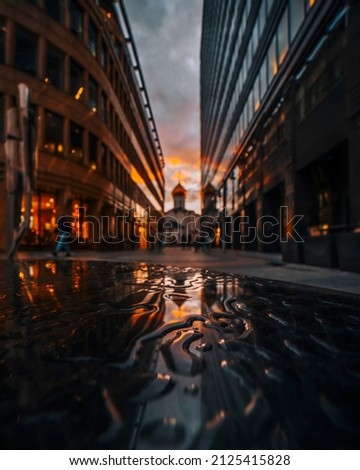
left=123, top=0, right=203, bottom=212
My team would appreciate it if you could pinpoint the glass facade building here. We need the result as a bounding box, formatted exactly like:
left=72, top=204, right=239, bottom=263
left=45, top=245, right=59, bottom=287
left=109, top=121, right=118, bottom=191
left=0, top=0, right=164, bottom=250
left=201, top=0, right=360, bottom=271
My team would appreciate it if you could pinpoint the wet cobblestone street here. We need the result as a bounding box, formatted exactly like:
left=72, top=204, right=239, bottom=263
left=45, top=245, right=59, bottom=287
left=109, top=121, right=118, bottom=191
left=0, top=260, right=359, bottom=449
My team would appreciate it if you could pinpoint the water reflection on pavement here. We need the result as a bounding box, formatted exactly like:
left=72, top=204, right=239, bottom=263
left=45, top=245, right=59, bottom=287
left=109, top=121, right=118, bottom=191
left=0, top=260, right=359, bottom=449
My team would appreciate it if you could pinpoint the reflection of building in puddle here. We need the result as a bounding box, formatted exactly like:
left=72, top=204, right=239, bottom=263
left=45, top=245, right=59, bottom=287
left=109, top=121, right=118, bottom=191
left=133, top=272, right=227, bottom=450
left=133, top=263, right=148, bottom=278
left=163, top=273, right=203, bottom=322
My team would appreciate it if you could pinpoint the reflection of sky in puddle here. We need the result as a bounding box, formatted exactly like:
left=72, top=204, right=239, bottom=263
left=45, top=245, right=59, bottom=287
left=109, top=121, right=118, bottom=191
left=0, top=260, right=359, bottom=450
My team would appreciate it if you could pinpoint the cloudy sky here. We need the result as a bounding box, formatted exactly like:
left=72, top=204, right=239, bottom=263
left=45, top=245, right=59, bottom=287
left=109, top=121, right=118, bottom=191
left=123, top=0, right=203, bottom=213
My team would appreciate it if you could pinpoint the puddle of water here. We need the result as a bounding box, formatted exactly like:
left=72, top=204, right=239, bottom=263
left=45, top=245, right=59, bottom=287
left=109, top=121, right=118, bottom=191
left=0, top=260, right=359, bottom=449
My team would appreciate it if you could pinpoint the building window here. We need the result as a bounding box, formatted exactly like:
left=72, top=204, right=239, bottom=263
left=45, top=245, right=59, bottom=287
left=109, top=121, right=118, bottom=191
left=100, top=40, right=106, bottom=69
left=259, top=57, right=268, bottom=99
left=329, top=54, right=344, bottom=86
left=46, top=43, right=64, bottom=90
left=88, top=76, right=98, bottom=111
left=110, top=152, right=115, bottom=182
left=295, top=85, right=305, bottom=123
left=88, top=20, right=97, bottom=57
left=44, top=111, right=64, bottom=155
left=0, top=17, right=5, bottom=64
left=289, top=0, right=305, bottom=42
left=245, top=47, right=251, bottom=74
left=89, top=133, right=98, bottom=166
left=258, top=0, right=266, bottom=36
left=44, top=0, right=64, bottom=24
left=101, top=144, right=108, bottom=177
left=249, top=89, right=254, bottom=119
left=15, top=27, right=37, bottom=76
left=0, top=94, right=4, bottom=142
left=252, top=18, right=259, bottom=55
left=266, top=0, right=274, bottom=14
left=70, top=60, right=84, bottom=99
left=100, top=91, right=107, bottom=121
left=70, top=0, right=83, bottom=40
left=267, top=35, right=277, bottom=83
left=114, top=159, right=119, bottom=186
left=70, top=121, right=83, bottom=160
left=254, top=75, right=260, bottom=111
left=277, top=6, right=289, bottom=65
left=240, top=67, right=245, bottom=93
left=308, top=59, right=326, bottom=109
left=240, top=112, right=245, bottom=138
left=114, top=39, right=122, bottom=59
left=278, top=113, right=286, bottom=144
left=246, top=96, right=251, bottom=128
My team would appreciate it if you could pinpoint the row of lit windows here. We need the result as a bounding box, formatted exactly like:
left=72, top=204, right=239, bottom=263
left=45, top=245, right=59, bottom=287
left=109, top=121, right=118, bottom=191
left=216, top=7, right=345, bottom=194
left=207, top=0, right=318, bottom=187
left=202, top=0, right=276, bottom=180
left=0, top=2, right=163, bottom=183
left=0, top=96, right=147, bottom=210
left=28, top=0, right=155, bottom=168
left=202, top=0, right=317, bottom=182
left=42, top=105, right=160, bottom=210
left=0, top=3, right=163, bottom=213
left=1, top=1, right=118, bottom=74
left=24, top=0, right=120, bottom=65
left=43, top=108, right=148, bottom=206
left=0, top=20, right=130, bottom=121
left=0, top=15, right=163, bottom=201
left=1, top=23, right=138, bottom=158
left=44, top=108, right=130, bottom=175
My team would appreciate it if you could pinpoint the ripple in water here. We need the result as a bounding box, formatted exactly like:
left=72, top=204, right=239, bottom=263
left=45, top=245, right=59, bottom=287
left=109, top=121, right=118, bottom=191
left=1, top=260, right=359, bottom=450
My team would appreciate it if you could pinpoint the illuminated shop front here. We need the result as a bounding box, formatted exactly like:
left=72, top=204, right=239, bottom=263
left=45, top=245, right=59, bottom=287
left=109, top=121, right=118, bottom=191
left=22, top=193, right=57, bottom=246
left=21, top=196, right=93, bottom=247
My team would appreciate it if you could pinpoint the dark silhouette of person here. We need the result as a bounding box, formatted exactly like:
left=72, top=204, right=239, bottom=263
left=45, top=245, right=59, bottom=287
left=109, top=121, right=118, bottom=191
left=52, top=216, right=74, bottom=257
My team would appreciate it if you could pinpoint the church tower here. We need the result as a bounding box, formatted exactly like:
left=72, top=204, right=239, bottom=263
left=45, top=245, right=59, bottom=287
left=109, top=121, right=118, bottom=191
left=172, top=183, right=187, bottom=210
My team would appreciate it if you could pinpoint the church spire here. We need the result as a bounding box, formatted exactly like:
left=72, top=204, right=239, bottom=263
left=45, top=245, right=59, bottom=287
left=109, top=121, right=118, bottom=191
left=172, top=182, right=187, bottom=209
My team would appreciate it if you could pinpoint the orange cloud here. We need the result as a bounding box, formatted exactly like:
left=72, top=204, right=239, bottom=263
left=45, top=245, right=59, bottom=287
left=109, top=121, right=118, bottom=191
left=168, top=156, right=181, bottom=166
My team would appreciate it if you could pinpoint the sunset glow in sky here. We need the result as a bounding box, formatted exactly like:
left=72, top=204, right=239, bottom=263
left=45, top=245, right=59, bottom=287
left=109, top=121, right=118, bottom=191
left=123, top=0, right=203, bottom=213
